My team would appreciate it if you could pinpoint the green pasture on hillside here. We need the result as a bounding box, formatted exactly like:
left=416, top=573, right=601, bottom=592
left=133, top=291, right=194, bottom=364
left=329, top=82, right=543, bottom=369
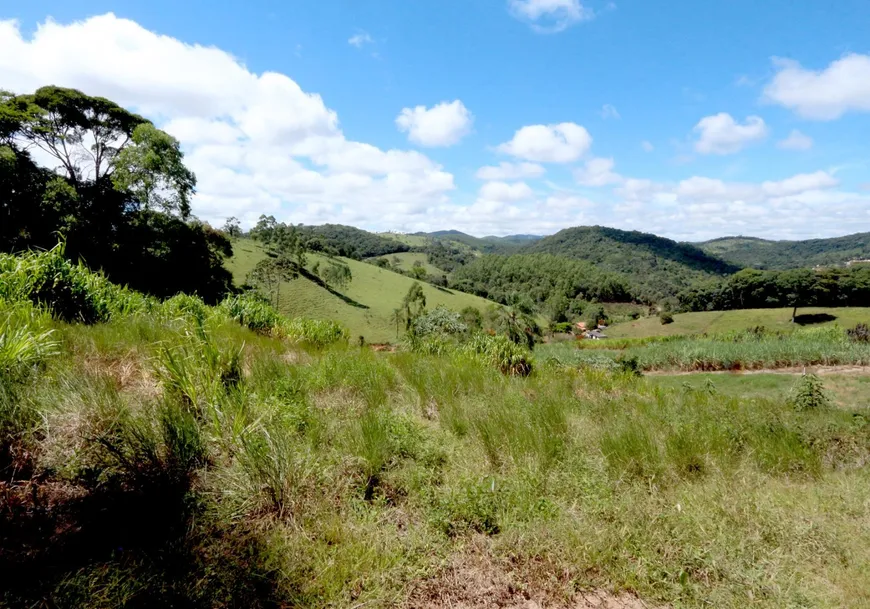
left=226, top=239, right=497, bottom=342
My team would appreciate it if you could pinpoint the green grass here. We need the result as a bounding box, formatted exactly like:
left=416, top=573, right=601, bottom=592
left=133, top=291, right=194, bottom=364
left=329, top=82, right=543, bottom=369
left=374, top=251, right=447, bottom=276
left=648, top=371, right=870, bottom=409
left=608, top=307, right=870, bottom=338
left=226, top=239, right=498, bottom=343
left=4, top=305, right=870, bottom=608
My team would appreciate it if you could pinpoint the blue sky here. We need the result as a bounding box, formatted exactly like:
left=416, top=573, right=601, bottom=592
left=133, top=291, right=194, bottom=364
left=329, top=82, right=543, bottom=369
left=4, top=1, right=870, bottom=239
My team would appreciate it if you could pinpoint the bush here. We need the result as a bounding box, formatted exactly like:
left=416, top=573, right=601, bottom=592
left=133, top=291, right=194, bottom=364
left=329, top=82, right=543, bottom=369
left=791, top=373, right=830, bottom=411
left=659, top=312, right=674, bottom=325
left=463, top=333, right=533, bottom=376
left=218, top=292, right=283, bottom=334
left=0, top=247, right=151, bottom=323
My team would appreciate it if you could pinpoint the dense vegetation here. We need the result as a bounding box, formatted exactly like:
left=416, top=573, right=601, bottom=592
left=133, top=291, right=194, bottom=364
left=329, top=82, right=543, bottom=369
left=699, top=232, right=870, bottom=269
left=678, top=266, right=870, bottom=313
left=412, top=230, right=528, bottom=254
left=1, top=86, right=233, bottom=301
left=299, top=223, right=411, bottom=258
left=522, top=226, right=741, bottom=301
left=450, top=253, right=634, bottom=312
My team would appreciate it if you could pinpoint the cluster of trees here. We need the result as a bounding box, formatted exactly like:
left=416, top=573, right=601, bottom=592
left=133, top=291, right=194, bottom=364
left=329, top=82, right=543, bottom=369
left=421, top=240, right=475, bottom=272
left=677, top=267, right=870, bottom=315
left=450, top=253, right=634, bottom=310
left=1, top=86, right=232, bottom=301
left=369, top=256, right=449, bottom=287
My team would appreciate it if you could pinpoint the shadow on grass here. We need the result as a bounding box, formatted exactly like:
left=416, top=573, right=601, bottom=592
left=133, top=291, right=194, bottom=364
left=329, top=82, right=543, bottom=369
left=794, top=313, right=837, bottom=325
left=298, top=267, right=369, bottom=309
left=435, top=286, right=454, bottom=294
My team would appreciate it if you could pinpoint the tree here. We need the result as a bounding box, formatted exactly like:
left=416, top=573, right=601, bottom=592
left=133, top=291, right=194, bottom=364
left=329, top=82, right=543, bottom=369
left=247, top=256, right=298, bottom=308
left=411, top=265, right=427, bottom=281
left=222, top=216, right=242, bottom=238
left=322, top=262, right=352, bottom=290
left=389, top=307, right=404, bottom=339
left=112, top=123, right=196, bottom=218
left=401, top=282, right=427, bottom=330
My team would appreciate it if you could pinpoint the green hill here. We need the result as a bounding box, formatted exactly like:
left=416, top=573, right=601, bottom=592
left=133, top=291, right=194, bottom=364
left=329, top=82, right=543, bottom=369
left=411, top=230, right=525, bottom=253
left=298, top=224, right=409, bottom=258
left=698, top=232, right=870, bottom=270
left=227, top=239, right=497, bottom=342
left=522, top=226, right=740, bottom=301
left=375, top=252, right=447, bottom=276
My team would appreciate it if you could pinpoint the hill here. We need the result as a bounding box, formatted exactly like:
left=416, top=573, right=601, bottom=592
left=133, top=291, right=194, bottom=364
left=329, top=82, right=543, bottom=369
left=227, top=239, right=497, bottom=342
left=411, top=230, right=526, bottom=253
left=698, top=232, right=870, bottom=269
left=522, top=226, right=740, bottom=301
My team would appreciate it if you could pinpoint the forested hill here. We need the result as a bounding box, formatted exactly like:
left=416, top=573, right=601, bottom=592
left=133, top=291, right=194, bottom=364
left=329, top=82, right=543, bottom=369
left=698, top=232, right=870, bottom=270
left=521, top=226, right=741, bottom=301
left=412, top=230, right=534, bottom=253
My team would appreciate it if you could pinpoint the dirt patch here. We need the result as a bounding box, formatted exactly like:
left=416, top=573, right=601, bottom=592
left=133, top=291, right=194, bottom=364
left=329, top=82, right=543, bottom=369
left=370, top=343, right=398, bottom=353
left=646, top=365, right=870, bottom=377
left=405, top=539, right=663, bottom=609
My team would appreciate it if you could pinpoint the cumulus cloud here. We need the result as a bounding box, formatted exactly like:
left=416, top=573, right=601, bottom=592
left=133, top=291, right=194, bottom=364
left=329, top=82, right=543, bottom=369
left=475, top=162, right=546, bottom=180
left=777, top=129, right=813, bottom=151
left=0, top=14, right=455, bottom=228
left=693, top=113, right=768, bottom=155
left=497, top=122, right=592, bottom=163
left=508, top=0, right=593, bottom=33
left=395, top=100, right=473, bottom=147
left=763, top=54, right=870, bottom=120
left=479, top=181, right=535, bottom=201
left=573, top=157, right=622, bottom=186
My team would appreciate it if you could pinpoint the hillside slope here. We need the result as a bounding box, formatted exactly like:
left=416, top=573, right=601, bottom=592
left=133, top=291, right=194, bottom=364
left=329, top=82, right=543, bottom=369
left=522, top=226, right=740, bottom=301
left=698, top=232, right=870, bottom=269
left=227, top=240, right=498, bottom=342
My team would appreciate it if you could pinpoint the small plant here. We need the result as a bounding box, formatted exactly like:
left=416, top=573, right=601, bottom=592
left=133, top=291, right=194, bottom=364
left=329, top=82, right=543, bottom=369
left=791, top=373, right=830, bottom=411
left=659, top=312, right=674, bottom=325
left=616, top=354, right=642, bottom=376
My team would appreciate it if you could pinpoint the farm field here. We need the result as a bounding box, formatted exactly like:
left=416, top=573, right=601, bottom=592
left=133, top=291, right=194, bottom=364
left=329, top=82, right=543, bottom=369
left=608, top=307, right=870, bottom=338
left=226, top=239, right=496, bottom=343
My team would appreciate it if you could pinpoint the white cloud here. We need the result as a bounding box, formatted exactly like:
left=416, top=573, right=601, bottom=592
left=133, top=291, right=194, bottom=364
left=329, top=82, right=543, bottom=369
left=475, top=162, right=546, bottom=180
left=396, top=100, right=473, bottom=147
left=761, top=171, right=838, bottom=197
left=776, top=129, right=813, bottom=151
left=508, top=0, right=592, bottom=33
left=763, top=54, right=870, bottom=120
left=0, top=14, right=455, bottom=228
left=497, top=122, right=592, bottom=163
left=600, top=104, right=620, bottom=119
left=573, top=157, right=622, bottom=186
left=693, top=113, right=768, bottom=155
left=348, top=32, right=373, bottom=48
left=479, top=181, right=535, bottom=201
left=641, top=140, right=654, bottom=152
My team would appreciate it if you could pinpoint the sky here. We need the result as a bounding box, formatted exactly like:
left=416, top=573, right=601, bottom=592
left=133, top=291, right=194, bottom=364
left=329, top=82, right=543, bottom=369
left=3, top=1, right=870, bottom=240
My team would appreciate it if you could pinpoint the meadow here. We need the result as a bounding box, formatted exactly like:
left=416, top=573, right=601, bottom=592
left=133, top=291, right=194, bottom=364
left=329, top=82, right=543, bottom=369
left=375, top=252, right=447, bottom=277
left=607, top=307, right=870, bottom=338
left=3, top=249, right=870, bottom=608
left=226, top=239, right=494, bottom=343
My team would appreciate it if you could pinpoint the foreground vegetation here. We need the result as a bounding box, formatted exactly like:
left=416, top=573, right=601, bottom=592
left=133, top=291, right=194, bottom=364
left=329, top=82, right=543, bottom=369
left=3, top=252, right=870, bottom=608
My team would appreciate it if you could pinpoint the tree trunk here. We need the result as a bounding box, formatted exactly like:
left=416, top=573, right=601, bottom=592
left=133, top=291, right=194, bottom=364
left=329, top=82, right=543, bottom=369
left=792, top=305, right=798, bottom=322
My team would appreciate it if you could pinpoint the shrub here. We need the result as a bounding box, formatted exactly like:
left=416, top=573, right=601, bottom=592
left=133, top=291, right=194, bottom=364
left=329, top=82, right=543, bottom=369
left=411, top=306, right=467, bottom=337
left=790, top=373, right=830, bottom=411
left=218, top=292, right=282, bottom=334
left=659, top=312, right=674, bottom=325
left=463, top=333, right=533, bottom=376
left=0, top=247, right=151, bottom=323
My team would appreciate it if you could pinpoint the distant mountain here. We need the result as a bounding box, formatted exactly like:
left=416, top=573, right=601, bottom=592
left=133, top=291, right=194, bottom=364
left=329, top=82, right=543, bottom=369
left=697, top=233, right=870, bottom=270
left=522, top=226, right=740, bottom=301
left=411, top=230, right=527, bottom=253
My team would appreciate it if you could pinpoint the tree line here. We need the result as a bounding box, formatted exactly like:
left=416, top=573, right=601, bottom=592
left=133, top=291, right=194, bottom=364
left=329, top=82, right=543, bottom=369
left=677, top=266, right=870, bottom=315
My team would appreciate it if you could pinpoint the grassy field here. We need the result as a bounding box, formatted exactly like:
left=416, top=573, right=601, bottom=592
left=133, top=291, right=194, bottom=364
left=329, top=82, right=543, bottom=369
left=608, top=307, right=870, bottom=338
left=4, top=249, right=870, bottom=608
left=375, top=251, right=447, bottom=276
left=648, top=370, right=870, bottom=409
left=226, top=239, right=496, bottom=343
